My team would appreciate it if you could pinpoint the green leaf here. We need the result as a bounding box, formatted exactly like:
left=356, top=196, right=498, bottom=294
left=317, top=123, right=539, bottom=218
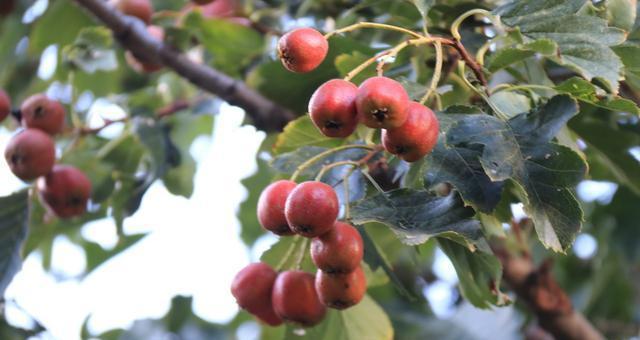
left=486, top=39, right=557, bottom=72
left=555, top=77, right=640, bottom=113
left=260, top=236, right=315, bottom=272
left=489, top=91, right=532, bottom=117
left=496, top=0, right=626, bottom=93
left=283, top=295, right=393, bottom=340
left=62, top=27, right=118, bottom=73
left=408, top=0, right=435, bottom=23
left=570, top=116, right=640, bottom=194
left=30, top=0, right=95, bottom=53
left=607, top=0, right=637, bottom=31
left=0, top=190, right=29, bottom=296
left=438, top=238, right=509, bottom=308
left=335, top=51, right=374, bottom=85
left=183, top=14, right=265, bottom=77
left=272, top=116, right=343, bottom=155
left=445, top=95, right=587, bottom=251
left=82, top=234, right=147, bottom=273
left=350, top=189, right=482, bottom=248
left=613, top=41, right=640, bottom=92
left=162, top=113, right=214, bottom=198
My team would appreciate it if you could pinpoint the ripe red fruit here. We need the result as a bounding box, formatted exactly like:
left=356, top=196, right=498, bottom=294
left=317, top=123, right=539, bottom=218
left=257, top=180, right=297, bottom=236
left=356, top=76, right=410, bottom=129
left=4, top=129, right=56, bottom=181
left=278, top=28, right=328, bottom=73
left=308, top=79, right=359, bottom=138
left=231, top=263, right=283, bottom=326
left=272, top=270, right=326, bottom=327
left=125, top=26, right=164, bottom=73
left=112, top=0, right=153, bottom=24
left=311, top=222, right=363, bottom=274
left=315, top=266, right=367, bottom=310
left=285, top=181, right=339, bottom=238
left=0, top=89, right=10, bottom=123
left=20, top=94, right=66, bottom=135
left=37, top=165, right=92, bottom=219
left=382, top=101, right=439, bottom=162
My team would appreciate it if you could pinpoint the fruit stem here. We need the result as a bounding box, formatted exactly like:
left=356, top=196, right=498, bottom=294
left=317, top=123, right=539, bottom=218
left=492, top=83, right=555, bottom=93
left=294, top=238, right=309, bottom=270
left=275, top=236, right=301, bottom=271
left=324, top=22, right=424, bottom=40
left=362, top=169, right=385, bottom=194
left=457, top=61, right=509, bottom=120
left=450, top=9, right=502, bottom=42
left=419, top=40, right=444, bottom=105
left=343, top=167, right=352, bottom=220
left=68, top=70, right=82, bottom=129
left=315, top=161, right=359, bottom=181
left=290, top=144, right=377, bottom=182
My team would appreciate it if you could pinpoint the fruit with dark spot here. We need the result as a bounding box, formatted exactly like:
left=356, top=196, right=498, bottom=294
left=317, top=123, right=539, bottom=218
left=111, top=0, right=153, bottom=24
left=37, top=165, right=92, bottom=219
left=311, top=221, right=363, bottom=274
left=278, top=28, right=328, bottom=73
left=356, top=76, right=409, bottom=129
left=231, top=263, right=283, bottom=326
left=272, top=270, right=326, bottom=326
left=0, top=89, right=10, bottom=123
left=285, top=181, right=339, bottom=238
left=308, top=79, right=359, bottom=138
left=382, top=101, right=439, bottom=162
left=4, top=129, right=56, bottom=181
left=315, top=266, right=366, bottom=310
left=125, top=26, right=164, bottom=73
left=21, top=94, right=66, bottom=135
left=257, top=180, right=297, bottom=236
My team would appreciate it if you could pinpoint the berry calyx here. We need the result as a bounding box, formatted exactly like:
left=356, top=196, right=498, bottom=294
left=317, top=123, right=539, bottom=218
left=308, top=79, right=359, bottom=138
left=37, top=165, right=92, bottom=219
left=20, top=94, right=66, bottom=135
left=4, top=129, right=56, bottom=182
left=278, top=28, right=328, bottom=73
left=382, top=101, right=439, bottom=162
left=315, top=266, right=367, bottom=310
left=231, top=263, right=283, bottom=326
left=311, top=221, right=363, bottom=274
left=272, top=270, right=326, bottom=327
left=285, top=181, right=339, bottom=238
left=257, top=180, right=297, bottom=236
left=125, top=26, right=164, bottom=73
left=0, top=89, right=10, bottom=123
left=111, top=0, right=153, bottom=24
left=356, top=76, right=410, bottom=129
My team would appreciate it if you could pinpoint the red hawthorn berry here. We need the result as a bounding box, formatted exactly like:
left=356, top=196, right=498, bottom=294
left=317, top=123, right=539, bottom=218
left=315, top=266, right=367, bottom=310
left=0, top=89, right=10, bottom=123
left=285, top=181, right=339, bottom=238
left=356, top=76, right=410, bottom=129
left=310, top=221, right=363, bottom=274
left=20, top=94, right=66, bottom=135
left=112, top=0, right=153, bottom=24
left=272, top=270, right=326, bottom=327
left=4, top=129, right=56, bottom=181
left=37, top=165, right=92, bottom=219
left=231, top=262, right=283, bottom=326
left=278, top=28, right=328, bottom=73
left=308, top=79, right=359, bottom=138
left=382, top=101, right=439, bottom=162
left=257, top=180, right=297, bottom=236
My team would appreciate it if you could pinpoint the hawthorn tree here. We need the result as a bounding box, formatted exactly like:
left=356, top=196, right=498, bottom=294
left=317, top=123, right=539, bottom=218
left=1, top=0, right=640, bottom=339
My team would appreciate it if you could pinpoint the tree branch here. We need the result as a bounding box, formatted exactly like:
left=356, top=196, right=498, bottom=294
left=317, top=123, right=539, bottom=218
left=73, top=0, right=296, bottom=132
left=492, top=228, right=604, bottom=340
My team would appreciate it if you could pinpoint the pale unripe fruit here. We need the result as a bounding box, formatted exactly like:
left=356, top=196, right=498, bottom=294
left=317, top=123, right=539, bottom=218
left=278, top=28, right=328, bottom=73
left=37, top=165, right=92, bottom=219
left=4, top=129, right=56, bottom=181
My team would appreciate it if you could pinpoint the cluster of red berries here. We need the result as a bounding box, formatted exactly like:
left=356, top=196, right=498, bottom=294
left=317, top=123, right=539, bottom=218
left=1, top=90, right=92, bottom=219
left=278, top=28, right=440, bottom=162
left=231, top=180, right=366, bottom=327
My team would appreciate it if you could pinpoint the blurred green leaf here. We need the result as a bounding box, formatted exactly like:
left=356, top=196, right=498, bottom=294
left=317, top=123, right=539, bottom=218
left=272, top=116, right=343, bottom=155
left=62, top=27, right=117, bottom=73
left=0, top=190, right=29, bottom=296
left=486, top=39, right=557, bottom=72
